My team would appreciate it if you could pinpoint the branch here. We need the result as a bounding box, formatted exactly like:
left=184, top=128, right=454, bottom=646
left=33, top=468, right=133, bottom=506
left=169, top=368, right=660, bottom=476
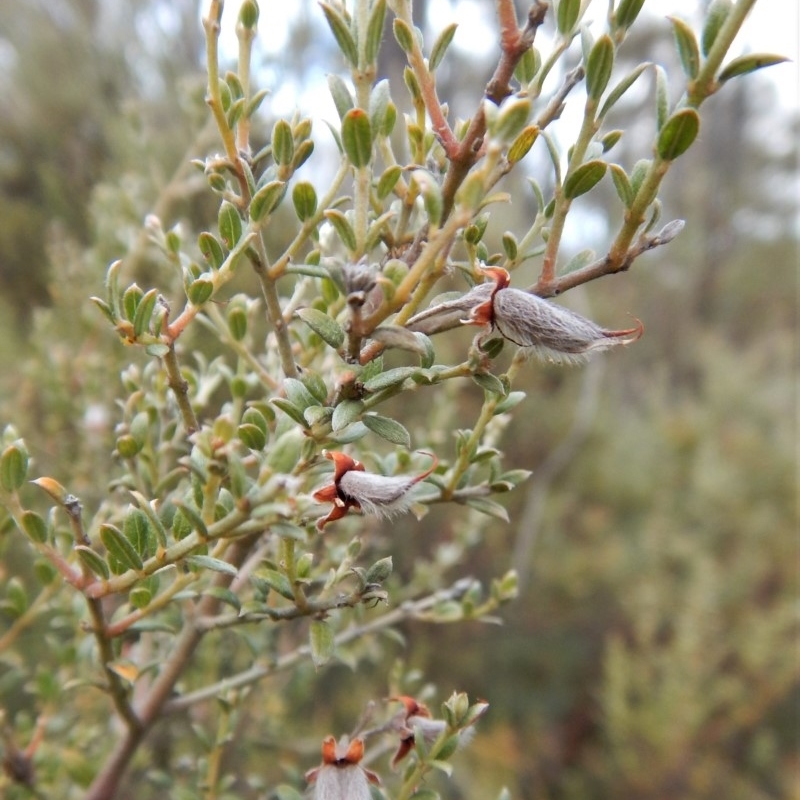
left=530, top=219, right=685, bottom=296
left=162, top=578, right=478, bottom=715
left=85, top=536, right=260, bottom=800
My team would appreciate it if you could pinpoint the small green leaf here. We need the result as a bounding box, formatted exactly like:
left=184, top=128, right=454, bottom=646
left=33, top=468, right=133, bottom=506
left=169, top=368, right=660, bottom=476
left=362, top=366, right=420, bottom=392
left=20, top=510, right=48, bottom=543
left=655, top=64, right=669, bottom=130
left=310, top=619, right=335, bottom=668
left=327, top=74, right=354, bottom=120
left=472, top=372, right=507, bottom=396
left=296, top=307, right=345, bottom=349
left=271, top=119, right=294, bottom=166
left=563, top=159, right=607, bottom=199
left=718, top=53, right=790, bottom=82
left=293, top=139, right=315, bottom=171
left=0, top=443, right=28, bottom=491
left=493, top=97, right=532, bottom=143
left=364, top=555, right=393, bottom=584
left=271, top=398, right=309, bottom=428
left=368, top=80, right=390, bottom=139
left=238, top=0, right=259, bottom=29
left=123, top=508, right=156, bottom=560
left=392, top=18, right=415, bottom=54
left=377, top=165, right=402, bottom=199
left=100, top=523, right=144, bottom=574
left=185, top=555, right=238, bottom=576
left=283, top=378, right=318, bottom=411
left=173, top=501, right=208, bottom=539
left=323, top=209, right=357, bottom=252
left=668, top=16, right=700, bottom=79
left=585, top=34, right=614, bottom=100
left=556, top=0, right=581, bottom=34
left=292, top=181, right=318, bottom=222
left=133, top=288, right=158, bottom=338
left=507, top=125, right=539, bottom=164
left=129, top=585, right=153, bottom=609
left=610, top=163, right=634, bottom=207
left=362, top=414, right=411, bottom=447
left=238, top=423, right=267, bottom=450
left=250, top=180, right=286, bottom=222
left=629, top=158, right=650, bottom=196
left=203, top=586, right=241, bottom=610
left=501, top=232, right=518, bottom=261
left=145, top=343, right=170, bottom=358
left=91, top=296, right=116, bottom=324
left=430, top=22, right=458, bottom=71
left=218, top=201, right=242, bottom=248
left=320, top=2, right=358, bottom=66
left=75, top=545, right=110, bottom=580
left=1, top=578, right=27, bottom=617
left=365, top=0, right=387, bottom=64
left=600, top=129, right=623, bottom=152
left=598, top=62, right=649, bottom=119
left=493, top=390, right=526, bottom=415
left=465, top=496, right=509, bottom=522
left=657, top=109, right=700, bottom=161
left=258, top=568, right=294, bottom=600
left=614, top=0, right=646, bottom=31
left=187, top=276, right=214, bottom=306
left=701, top=0, right=732, bottom=56
left=332, top=399, right=364, bottom=432
left=227, top=303, right=248, bottom=341
left=198, top=232, right=225, bottom=269
left=122, top=283, right=143, bottom=323
left=341, top=108, right=373, bottom=168
left=514, top=47, right=538, bottom=85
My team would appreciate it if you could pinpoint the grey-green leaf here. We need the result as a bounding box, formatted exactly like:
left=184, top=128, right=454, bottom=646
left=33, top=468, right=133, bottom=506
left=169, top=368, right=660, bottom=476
left=563, top=159, right=607, bottom=199
left=296, top=308, right=345, bottom=349
left=185, top=555, right=238, bottom=576
left=669, top=16, right=700, bottom=79
left=657, top=109, right=700, bottom=161
left=332, top=399, right=364, bottom=432
left=362, top=414, right=411, bottom=447
left=320, top=2, right=358, bottom=66
left=585, top=34, right=614, bottom=101
left=310, top=619, right=335, bottom=668
left=429, top=22, right=458, bottom=72
left=718, top=53, right=790, bottom=82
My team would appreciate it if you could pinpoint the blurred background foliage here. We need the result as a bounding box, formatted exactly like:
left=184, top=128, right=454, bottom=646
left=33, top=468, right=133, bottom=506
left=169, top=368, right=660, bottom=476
left=0, top=0, right=796, bottom=798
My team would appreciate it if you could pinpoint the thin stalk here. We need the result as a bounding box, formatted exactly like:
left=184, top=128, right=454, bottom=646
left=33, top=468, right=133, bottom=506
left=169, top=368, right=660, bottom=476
left=163, top=343, right=199, bottom=434
left=688, top=0, right=759, bottom=106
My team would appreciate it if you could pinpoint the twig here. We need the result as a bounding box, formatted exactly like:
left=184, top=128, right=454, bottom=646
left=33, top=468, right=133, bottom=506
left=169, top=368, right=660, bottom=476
left=529, top=220, right=685, bottom=296
left=162, top=577, right=477, bottom=715
left=162, top=343, right=199, bottom=435
left=84, top=536, right=260, bottom=800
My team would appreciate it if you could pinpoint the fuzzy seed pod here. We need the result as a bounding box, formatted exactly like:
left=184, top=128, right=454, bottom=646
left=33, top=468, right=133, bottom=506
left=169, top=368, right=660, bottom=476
left=305, top=736, right=380, bottom=800
left=469, top=266, right=643, bottom=363
left=313, top=451, right=438, bottom=530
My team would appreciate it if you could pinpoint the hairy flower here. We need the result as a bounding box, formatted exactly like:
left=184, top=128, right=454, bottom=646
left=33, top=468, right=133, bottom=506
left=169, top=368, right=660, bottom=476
left=305, top=736, right=380, bottom=800
left=388, top=695, right=478, bottom=767
left=313, top=450, right=438, bottom=530
left=468, top=266, right=643, bottom=363
left=407, top=267, right=643, bottom=362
